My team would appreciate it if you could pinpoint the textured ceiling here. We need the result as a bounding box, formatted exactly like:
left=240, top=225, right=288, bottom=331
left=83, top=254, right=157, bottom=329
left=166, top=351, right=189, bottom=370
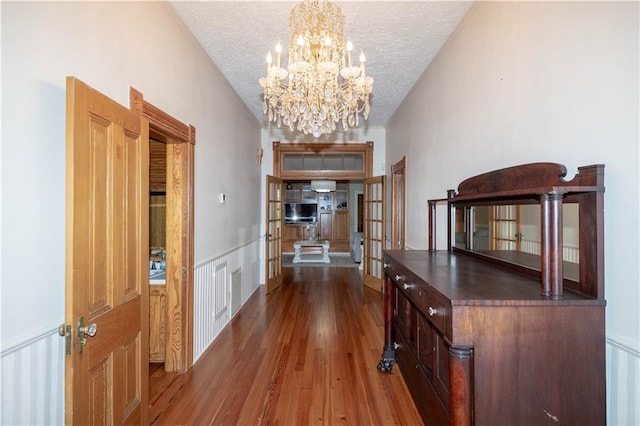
left=170, top=1, right=473, bottom=130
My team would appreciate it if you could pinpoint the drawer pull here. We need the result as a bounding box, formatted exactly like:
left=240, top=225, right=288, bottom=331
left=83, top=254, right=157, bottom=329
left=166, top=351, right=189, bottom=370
left=428, top=306, right=437, bottom=316
left=394, top=274, right=402, bottom=282
left=384, top=262, right=390, bottom=269
left=403, top=283, right=410, bottom=290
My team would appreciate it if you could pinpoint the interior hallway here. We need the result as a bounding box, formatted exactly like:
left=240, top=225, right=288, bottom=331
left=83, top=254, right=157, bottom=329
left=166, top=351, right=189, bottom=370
left=153, top=266, right=422, bottom=425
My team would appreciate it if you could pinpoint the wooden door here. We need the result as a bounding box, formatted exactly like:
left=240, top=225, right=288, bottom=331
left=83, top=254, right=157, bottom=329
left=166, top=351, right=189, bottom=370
left=363, top=176, right=385, bottom=292
left=64, top=77, right=149, bottom=424
left=391, top=157, right=406, bottom=250
left=265, top=175, right=283, bottom=293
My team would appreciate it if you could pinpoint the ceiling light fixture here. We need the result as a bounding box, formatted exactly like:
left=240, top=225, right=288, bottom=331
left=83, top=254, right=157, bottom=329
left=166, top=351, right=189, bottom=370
left=259, top=0, right=374, bottom=138
left=311, top=180, right=336, bottom=193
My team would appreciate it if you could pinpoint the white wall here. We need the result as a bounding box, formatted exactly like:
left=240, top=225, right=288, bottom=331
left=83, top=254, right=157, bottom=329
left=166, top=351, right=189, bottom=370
left=1, top=1, right=261, bottom=360
left=386, top=2, right=639, bottom=423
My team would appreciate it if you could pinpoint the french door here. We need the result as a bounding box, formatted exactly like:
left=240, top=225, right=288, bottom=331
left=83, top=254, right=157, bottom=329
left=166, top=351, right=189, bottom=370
left=265, top=175, right=283, bottom=293
left=363, top=176, right=385, bottom=292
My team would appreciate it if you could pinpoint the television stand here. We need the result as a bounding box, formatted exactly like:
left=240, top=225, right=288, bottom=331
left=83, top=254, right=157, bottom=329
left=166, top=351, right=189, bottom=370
left=293, top=240, right=330, bottom=264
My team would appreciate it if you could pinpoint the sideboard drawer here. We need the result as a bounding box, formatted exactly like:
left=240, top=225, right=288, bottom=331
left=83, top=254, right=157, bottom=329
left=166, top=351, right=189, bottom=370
left=412, top=285, right=448, bottom=335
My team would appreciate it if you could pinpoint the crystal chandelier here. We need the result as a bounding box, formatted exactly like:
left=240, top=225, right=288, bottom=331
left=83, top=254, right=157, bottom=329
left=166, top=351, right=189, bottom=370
left=259, top=0, right=374, bottom=137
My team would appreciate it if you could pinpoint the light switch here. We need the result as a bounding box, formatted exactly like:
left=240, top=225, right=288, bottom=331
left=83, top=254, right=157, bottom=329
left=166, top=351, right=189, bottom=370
left=219, top=193, right=226, bottom=204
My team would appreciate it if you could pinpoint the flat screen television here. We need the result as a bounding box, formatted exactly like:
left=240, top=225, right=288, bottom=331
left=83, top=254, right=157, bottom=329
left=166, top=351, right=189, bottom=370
left=285, top=203, right=317, bottom=223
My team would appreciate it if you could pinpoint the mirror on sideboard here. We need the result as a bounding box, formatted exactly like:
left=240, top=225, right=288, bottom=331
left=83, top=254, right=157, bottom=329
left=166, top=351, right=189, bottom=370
left=427, top=163, right=605, bottom=300
left=453, top=202, right=579, bottom=282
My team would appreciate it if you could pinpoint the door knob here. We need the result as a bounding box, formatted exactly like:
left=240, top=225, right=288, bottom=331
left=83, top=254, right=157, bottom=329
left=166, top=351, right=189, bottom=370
left=79, top=322, right=97, bottom=337
left=77, top=316, right=97, bottom=352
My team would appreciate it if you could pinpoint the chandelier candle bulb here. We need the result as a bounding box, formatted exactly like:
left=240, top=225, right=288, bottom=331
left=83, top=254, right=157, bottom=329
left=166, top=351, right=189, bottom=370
left=276, top=43, right=282, bottom=68
left=346, top=40, right=353, bottom=67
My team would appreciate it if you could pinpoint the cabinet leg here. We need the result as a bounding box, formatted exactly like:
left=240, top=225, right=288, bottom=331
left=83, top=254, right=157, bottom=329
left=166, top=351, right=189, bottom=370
left=377, top=345, right=396, bottom=372
left=378, top=274, right=397, bottom=372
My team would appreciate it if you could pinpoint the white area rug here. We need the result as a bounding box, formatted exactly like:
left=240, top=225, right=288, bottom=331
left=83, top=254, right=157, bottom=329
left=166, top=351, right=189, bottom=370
left=282, top=252, right=360, bottom=268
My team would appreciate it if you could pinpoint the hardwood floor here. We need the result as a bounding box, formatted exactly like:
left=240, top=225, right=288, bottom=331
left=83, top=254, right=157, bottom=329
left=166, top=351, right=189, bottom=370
left=149, top=363, right=184, bottom=423
left=153, top=267, right=422, bottom=425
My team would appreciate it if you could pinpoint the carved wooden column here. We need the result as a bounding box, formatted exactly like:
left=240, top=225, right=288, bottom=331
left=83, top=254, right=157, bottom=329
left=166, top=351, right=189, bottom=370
left=465, top=206, right=474, bottom=250
left=540, top=193, right=564, bottom=299
left=447, top=190, right=456, bottom=251
left=428, top=200, right=437, bottom=251
left=449, top=347, right=473, bottom=426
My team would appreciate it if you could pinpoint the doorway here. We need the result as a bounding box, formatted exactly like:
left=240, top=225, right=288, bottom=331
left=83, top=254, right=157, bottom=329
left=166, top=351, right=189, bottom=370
left=130, top=88, right=195, bottom=421
left=391, top=157, right=406, bottom=250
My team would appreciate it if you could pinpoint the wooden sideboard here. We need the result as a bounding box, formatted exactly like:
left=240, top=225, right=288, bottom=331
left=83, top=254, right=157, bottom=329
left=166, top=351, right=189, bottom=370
left=378, top=163, right=606, bottom=425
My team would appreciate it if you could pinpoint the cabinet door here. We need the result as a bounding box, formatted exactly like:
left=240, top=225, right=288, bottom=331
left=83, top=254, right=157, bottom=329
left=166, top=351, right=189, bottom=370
left=319, top=212, right=333, bottom=240
left=319, top=193, right=333, bottom=211
left=434, top=335, right=451, bottom=406
left=283, top=224, right=302, bottom=242
left=301, top=182, right=316, bottom=202
left=285, top=182, right=302, bottom=201
left=416, top=312, right=450, bottom=408
left=395, top=289, right=415, bottom=347
left=335, top=183, right=349, bottom=209
left=334, top=210, right=350, bottom=242
left=417, top=313, right=435, bottom=381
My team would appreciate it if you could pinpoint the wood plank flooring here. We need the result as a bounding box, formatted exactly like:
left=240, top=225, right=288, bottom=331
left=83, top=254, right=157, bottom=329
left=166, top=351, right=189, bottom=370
left=153, top=267, right=422, bottom=425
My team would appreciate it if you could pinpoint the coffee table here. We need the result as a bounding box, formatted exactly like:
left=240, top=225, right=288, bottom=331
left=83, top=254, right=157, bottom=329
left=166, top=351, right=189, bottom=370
left=293, top=240, right=330, bottom=264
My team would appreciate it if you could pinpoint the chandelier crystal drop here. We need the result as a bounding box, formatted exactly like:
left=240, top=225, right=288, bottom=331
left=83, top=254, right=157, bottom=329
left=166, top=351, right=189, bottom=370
left=259, top=0, right=373, bottom=137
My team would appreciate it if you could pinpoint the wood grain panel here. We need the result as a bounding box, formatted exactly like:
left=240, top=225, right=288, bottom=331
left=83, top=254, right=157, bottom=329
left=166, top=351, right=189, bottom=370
left=164, top=142, right=188, bottom=371
left=89, top=357, right=111, bottom=425
left=149, top=286, right=166, bottom=362
left=124, top=131, right=140, bottom=301
left=88, top=115, right=111, bottom=316
left=115, top=336, right=140, bottom=421
left=149, top=139, right=166, bottom=192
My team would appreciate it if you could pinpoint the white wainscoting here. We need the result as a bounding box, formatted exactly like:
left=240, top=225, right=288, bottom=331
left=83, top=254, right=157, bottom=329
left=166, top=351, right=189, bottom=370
left=520, top=239, right=580, bottom=263
left=192, top=238, right=262, bottom=363
left=607, top=338, right=640, bottom=426
left=0, top=328, right=65, bottom=425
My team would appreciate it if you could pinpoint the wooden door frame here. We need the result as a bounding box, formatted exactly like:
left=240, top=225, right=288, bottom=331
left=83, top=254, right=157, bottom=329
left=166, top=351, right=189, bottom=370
left=391, top=157, right=406, bottom=250
left=272, top=141, right=373, bottom=264
left=130, top=88, right=195, bottom=372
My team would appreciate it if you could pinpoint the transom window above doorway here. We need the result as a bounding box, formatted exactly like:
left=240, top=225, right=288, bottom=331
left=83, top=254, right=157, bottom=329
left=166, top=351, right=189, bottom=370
left=273, top=141, right=373, bottom=180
